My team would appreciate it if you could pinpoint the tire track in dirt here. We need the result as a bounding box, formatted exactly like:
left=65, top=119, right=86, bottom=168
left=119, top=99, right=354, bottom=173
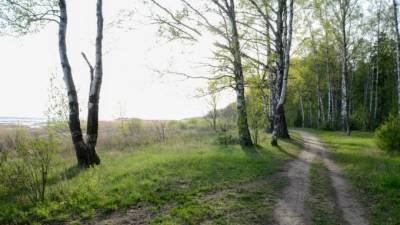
left=297, top=131, right=369, bottom=225
left=273, top=135, right=317, bottom=225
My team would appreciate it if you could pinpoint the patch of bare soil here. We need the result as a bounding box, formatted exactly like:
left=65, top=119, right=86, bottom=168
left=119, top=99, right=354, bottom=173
left=85, top=203, right=174, bottom=225
left=273, top=135, right=317, bottom=225
left=298, top=131, right=369, bottom=225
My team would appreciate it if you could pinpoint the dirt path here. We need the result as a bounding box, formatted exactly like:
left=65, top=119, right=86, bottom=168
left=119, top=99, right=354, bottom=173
left=273, top=134, right=317, bottom=225
left=298, top=131, right=369, bottom=225
left=288, top=131, right=368, bottom=225
left=273, top=131, right=369, bottom=225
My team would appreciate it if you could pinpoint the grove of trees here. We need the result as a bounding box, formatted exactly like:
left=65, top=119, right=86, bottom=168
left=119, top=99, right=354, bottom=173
left=1, top=0, right=400, bottom=165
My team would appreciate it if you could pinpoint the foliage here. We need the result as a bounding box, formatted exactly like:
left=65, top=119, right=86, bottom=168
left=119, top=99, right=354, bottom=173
left=0, top=129, right=59, bottom=206
left=0, top=0, right=58, bottom=35
left=215, top=122, right=234, bottom=146
left=247, top=87, right=265, bottom=145
left=375, top=116, right=400, bottom=152
left=350, top=109, right=369, bottom=131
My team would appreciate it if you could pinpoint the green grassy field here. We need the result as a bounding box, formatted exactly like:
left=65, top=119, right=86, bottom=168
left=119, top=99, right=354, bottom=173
left=0, top=133, right=301, bottom=225
left=312, top=130, right=400, bottom=225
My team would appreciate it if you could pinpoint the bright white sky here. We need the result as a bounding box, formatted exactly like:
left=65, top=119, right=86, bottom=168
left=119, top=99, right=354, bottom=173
left=0, top=0, right=235, bottom=120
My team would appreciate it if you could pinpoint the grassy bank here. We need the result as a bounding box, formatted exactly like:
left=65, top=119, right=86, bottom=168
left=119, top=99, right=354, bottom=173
left=0, top=132, right=301, bottom=224
left=312, top=130, right=400, bottom=225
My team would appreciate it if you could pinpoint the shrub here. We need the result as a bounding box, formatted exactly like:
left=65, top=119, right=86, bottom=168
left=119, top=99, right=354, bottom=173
left=375, top=116, right=400, bottom=153
left=0, top=131, right=58, bottom=203
left=216, top=123, right=234, bottom=146
left=350, top=109, right=368, bottom=131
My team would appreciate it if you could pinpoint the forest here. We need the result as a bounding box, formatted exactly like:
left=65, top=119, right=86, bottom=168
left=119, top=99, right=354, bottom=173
left=0, top=0, right=400, bottom=224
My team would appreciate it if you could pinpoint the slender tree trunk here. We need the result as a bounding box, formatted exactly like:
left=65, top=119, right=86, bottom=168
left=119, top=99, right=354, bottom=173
left=299, top=90, right=305, bottom=128
left=327, top=74, right=333, bottom=127
left=310, top=28, right=324, bottom=128
left=58, top=0, right=90, bottom=167
left=340, top=1, right=350, bottom=135
left=308, top=99, right=313, bottom=127
left=228, top=0, right=253, bottom=147
left=260, top=88, right=270, bottom=132
left=393, top=0, right=400, bottom=116
left=316, top=65, right=323, bottom=128
left=265, top=4, right=274, bottom=134
left=369, top=65, right=374, bottom=121
left=85, top=0, right=103, bottom=165
left=212, top=107, right=217, bottom=132
left=326, top=43, right=334, bottom=128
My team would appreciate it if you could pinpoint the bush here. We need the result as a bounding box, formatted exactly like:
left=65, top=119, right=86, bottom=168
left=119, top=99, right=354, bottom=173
left=0, top=130, right=58, bottom=203
left=375, top=116, right=400, bottom=153
left=350, top=109, right=369, bottom=131
left=216, top=123, right=234, bottom=146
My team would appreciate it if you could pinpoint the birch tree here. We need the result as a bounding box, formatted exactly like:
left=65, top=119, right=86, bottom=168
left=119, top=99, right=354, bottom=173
left=325, top=0, right=360, bottom=134
left=270, top=0, right=294, bottom=145
left=148, top=0, right=254, bottom=146
left=245, top=0, right=295, bottom=140
left=0, top=0, right=104, bottom=167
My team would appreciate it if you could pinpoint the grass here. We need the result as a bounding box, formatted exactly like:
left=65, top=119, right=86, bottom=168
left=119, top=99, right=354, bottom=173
left=0, top=132, right=301, bottom=225
left=311, top=130, right=400, bottom=225
left=307, top=159, right=346, bottom=225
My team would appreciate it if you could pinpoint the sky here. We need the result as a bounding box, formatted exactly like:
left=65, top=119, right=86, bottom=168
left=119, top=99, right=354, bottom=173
left=0, top=0, right=235, bottom=121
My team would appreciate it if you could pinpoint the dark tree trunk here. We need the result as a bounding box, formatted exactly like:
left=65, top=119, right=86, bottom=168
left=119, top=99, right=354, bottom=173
left=299, top=90, right=305, bottom=128
left=58, top=0, right=101, bottom=167
left=58, top=0, right=90, bottom=167
left=227, top=0, right=253, bottom=147
left=85, top=0, right=103, bottom=165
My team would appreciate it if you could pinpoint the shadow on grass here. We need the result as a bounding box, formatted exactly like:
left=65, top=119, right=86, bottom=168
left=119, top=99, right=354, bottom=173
left=242, top=145, right=261, bottom=157
left=284, top=137, right=304, bottom=149
left=48, top=165, right=84, bottom=186
left=275, top=145, right=298, bottom=159
left=62, top=165, right=85, bottom=179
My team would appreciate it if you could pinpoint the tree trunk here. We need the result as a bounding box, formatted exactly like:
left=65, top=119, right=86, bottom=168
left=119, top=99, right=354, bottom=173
left=58, top=0, right=101, bottom=167
left=267, top=78, right=276, bottom=133
left=271, top=0, right=293, bottom=146
left=299, top=90, right=305, bottom=128
left=260, top=88, right=270, bottom=132
left=58, top=0, right=90, bottom=167
left=308, top=99, right=313, bottom=127
left=316, top=65, right=323, bottom=128
left=369, top=65, right=374, bottom=121
left=85, top=0, right=103, bottom=165
left=310, top=28, right=324, bottom=128
left=340, top=1, right=350, bottom=135
left=326, top=44, right=334, bottom=128
left=393, top=0, right=400, bottom=116
left=228, top=0, right=253, bottom=147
